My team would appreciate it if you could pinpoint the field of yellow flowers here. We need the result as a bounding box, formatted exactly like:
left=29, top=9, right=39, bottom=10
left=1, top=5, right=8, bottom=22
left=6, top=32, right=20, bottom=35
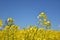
left=0, top=25, right=60, bottom=40
left=0, top=12, right=60, bottom=40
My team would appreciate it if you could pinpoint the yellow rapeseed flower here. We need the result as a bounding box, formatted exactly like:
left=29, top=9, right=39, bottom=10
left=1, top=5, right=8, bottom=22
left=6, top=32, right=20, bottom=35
left=0, top=19, right=3, bottom=27
left=4, top=25, right=10, bottom=30
left=7, top=18, right=14, bottom=23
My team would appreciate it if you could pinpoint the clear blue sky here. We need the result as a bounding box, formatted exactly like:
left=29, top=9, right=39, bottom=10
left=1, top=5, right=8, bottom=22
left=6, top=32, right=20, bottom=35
left=0, top=0, right=60, bottom=30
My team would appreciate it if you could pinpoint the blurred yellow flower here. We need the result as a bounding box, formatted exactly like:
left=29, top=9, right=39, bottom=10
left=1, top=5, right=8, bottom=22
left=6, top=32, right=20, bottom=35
left=4, top=25, right=10, bottom=30
left=7, top=18, right=14, bottom=23
left=0, top=19, right=3, bottom=27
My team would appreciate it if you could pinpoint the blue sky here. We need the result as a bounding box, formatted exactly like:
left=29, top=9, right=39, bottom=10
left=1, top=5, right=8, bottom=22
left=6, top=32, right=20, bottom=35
left=0, top=0, right=60, bottom=30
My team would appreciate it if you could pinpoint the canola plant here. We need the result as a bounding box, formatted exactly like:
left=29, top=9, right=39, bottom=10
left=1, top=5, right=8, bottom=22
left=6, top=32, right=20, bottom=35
left=0, top=12, right=60, bottom=40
